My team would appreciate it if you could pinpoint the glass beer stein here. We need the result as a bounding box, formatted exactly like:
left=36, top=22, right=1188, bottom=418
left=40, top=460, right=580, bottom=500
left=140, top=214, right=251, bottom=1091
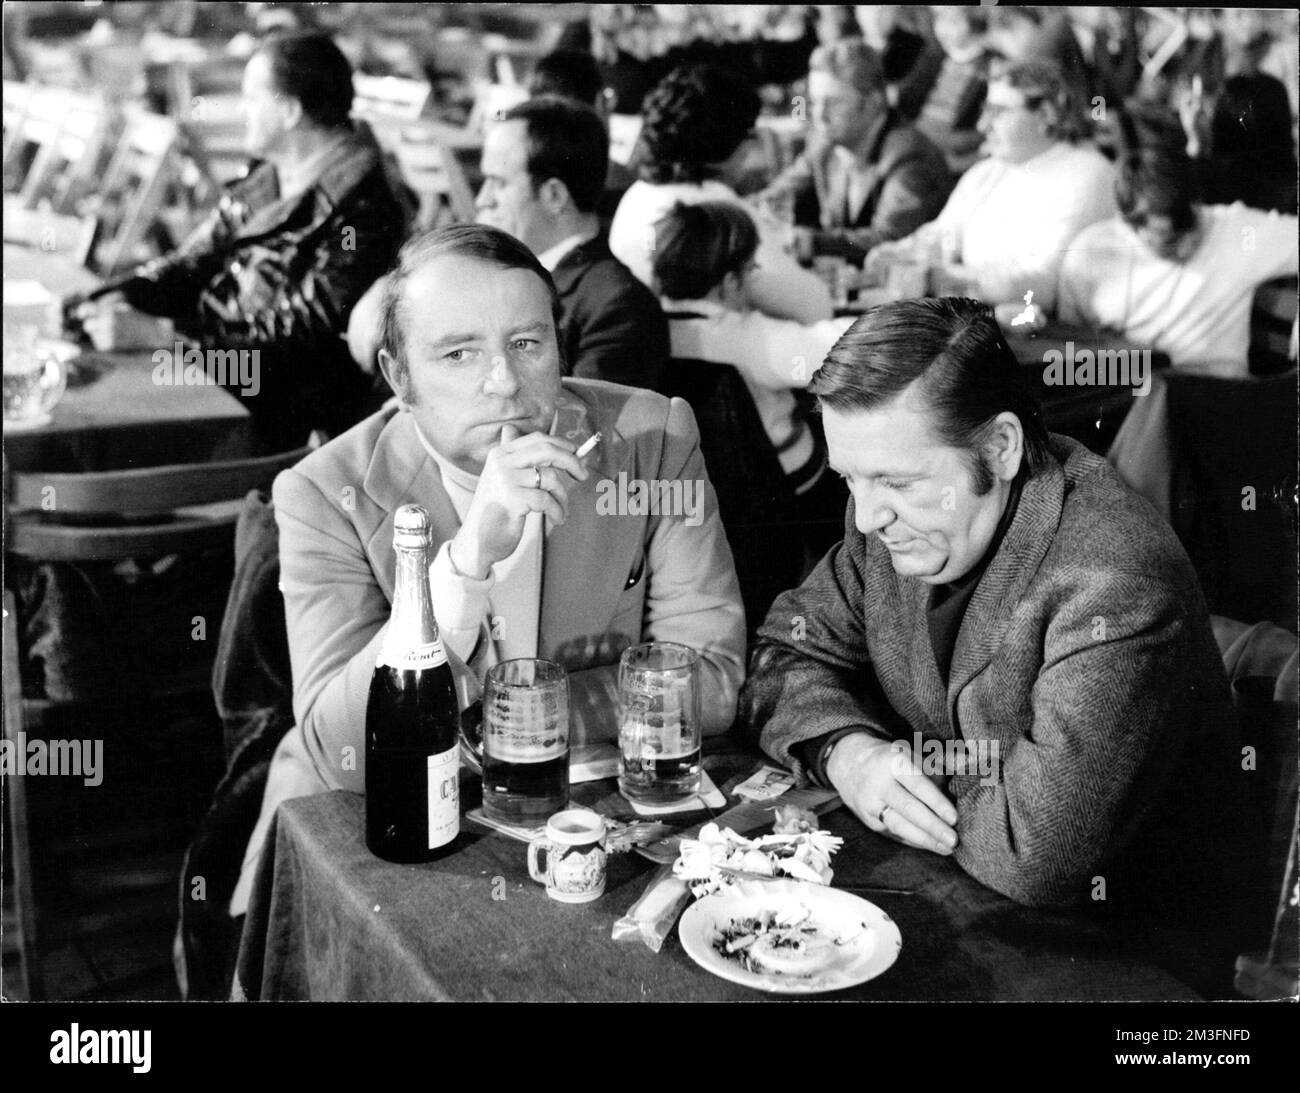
left=618, top=642, right=701, bottom=805
left=481, top=658, right=570, bottom=824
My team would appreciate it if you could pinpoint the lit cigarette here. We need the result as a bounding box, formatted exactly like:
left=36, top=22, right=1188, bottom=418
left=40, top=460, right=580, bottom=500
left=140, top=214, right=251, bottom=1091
left=575, top=432, right=602, bottom=459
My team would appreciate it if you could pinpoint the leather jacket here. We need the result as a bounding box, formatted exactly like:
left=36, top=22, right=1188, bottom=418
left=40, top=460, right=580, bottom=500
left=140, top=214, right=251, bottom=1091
left=120, top=126, right=408, bottom=447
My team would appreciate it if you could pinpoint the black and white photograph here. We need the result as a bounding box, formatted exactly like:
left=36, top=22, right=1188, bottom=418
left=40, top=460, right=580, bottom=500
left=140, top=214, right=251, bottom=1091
left=1, top=0, right=1296, bottom=1067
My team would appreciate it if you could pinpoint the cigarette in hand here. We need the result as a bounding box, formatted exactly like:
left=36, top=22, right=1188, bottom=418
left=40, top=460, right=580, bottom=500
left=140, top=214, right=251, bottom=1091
left=575, top=432, right=602, bottom=459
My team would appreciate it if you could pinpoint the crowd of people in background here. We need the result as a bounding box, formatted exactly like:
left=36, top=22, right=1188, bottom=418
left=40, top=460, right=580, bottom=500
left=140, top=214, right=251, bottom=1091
left=41, top=2, right=1298, bottom=617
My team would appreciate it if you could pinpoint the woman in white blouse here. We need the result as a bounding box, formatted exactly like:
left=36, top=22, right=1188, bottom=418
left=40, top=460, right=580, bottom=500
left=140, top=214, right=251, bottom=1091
left=610, top=62, right=835, bottom=325
left=652, top=200, right=853, bottom=558
left=865, top=58, right=1116, bottom=313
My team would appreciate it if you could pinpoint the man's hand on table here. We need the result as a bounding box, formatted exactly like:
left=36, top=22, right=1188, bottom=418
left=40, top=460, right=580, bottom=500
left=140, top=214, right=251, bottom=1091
left=448, top=423, right=589, bottom=580
left=65, top=298, right=173, bottom=352
left=826, top=732, right=958, bottom=856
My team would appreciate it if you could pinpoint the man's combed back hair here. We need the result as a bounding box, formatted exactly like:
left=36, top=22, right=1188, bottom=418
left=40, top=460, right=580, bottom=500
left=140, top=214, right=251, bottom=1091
left=638, top=63, right=760, bottom=184
left=258, top=31, right=355, bottom=130
left=651, top=201, right=759, bottom=299
left=811, top=297, right=1051, bottom=487
left=502, top=96, right=609, bottom=213
left=378, top=224, right=562, bottom=397
left=529, top=49, right=604, bottom=107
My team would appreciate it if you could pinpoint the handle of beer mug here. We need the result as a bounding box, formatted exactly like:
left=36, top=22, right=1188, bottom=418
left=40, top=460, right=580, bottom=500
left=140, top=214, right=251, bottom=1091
left=37, top=351, right=68, bottom=415
left=527, top=838, right=555, bottom=886
left=444, top=639, right=484, bottom=773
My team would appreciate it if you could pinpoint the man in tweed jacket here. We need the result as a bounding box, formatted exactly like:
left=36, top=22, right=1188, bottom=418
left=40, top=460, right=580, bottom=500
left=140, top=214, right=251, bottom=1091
left=740, top=298, right=1233, bottom=909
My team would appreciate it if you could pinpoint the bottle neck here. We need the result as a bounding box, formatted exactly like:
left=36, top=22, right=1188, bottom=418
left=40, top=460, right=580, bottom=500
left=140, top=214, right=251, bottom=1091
left=380, top=541, right=444, bottom=668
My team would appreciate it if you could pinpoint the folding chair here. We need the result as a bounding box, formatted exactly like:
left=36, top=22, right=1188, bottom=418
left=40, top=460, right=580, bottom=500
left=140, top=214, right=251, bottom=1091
left=84, top=107, right=177, bottom=277
left=392, top=122, right=477, bottom=231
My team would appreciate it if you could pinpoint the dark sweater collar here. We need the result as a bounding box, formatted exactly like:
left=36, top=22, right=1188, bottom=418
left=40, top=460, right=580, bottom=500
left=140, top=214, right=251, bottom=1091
left=932, top=471, right=1025, bottom=604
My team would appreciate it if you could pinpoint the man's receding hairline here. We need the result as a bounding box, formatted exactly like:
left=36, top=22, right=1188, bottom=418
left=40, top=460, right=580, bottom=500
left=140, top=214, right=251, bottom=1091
left=389, top=251, right=555, bottom=343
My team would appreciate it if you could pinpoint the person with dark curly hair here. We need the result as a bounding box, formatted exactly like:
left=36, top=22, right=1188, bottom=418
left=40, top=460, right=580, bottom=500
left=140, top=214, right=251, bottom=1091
left=609, top=63, right=834, bottom=324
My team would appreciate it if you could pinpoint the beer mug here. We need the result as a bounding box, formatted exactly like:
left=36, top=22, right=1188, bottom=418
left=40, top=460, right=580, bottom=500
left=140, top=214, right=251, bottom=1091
left=481, top=658, right=569, bottom=824
left=618, top=642, right=701, bottom=805
left=3, top=324, right=67, bottom=428
left=527, top=809, right=607, bottom=903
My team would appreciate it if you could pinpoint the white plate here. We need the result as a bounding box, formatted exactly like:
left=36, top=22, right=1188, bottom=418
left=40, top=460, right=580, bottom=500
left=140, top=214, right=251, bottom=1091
left=678, top=878, right=901, bottom=995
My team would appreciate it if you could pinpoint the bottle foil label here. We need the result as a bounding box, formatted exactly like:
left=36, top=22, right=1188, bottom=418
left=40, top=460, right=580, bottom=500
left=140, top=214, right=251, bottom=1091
left=377, top=641, right=448, bottom=671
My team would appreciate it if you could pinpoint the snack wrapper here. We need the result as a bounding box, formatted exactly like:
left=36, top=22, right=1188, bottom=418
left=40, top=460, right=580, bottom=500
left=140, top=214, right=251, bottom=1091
left=611, top=865, right=691, bottom=953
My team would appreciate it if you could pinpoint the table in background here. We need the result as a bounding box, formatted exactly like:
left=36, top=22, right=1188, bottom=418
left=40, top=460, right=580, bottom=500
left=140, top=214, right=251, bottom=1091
left=4, top=244, right=254, bottom=471
left=1002, top=320, right=1171, bottom=452
left=235, top=752, right=1203, bottom=1002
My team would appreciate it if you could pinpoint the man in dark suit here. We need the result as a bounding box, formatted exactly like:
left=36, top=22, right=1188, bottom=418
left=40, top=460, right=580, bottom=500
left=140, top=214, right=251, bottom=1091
left=740, top=298, right=1236, bottom=916
left=762, top=38, right=953, bottom=267
left=476, top=96, right=668, bottom=392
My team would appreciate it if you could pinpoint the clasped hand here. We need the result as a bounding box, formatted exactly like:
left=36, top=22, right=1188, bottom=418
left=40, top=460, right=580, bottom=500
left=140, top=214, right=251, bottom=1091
left=448, top=423, right=589, bottom=580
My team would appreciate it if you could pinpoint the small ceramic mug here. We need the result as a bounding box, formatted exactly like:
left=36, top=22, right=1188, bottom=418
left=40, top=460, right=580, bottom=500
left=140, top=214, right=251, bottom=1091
left=527, top=809, right=607, bottom=903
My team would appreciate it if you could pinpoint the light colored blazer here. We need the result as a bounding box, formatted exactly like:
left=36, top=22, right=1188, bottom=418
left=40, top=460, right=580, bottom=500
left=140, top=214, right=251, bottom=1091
left=740, top=436, right=1234, bottom=909
left=231, top=378, right=745, bottom=913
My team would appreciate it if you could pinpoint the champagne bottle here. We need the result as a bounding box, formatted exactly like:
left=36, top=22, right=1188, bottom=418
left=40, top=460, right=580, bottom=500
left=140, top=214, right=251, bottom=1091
left=365, top=504, right=460, bottom=862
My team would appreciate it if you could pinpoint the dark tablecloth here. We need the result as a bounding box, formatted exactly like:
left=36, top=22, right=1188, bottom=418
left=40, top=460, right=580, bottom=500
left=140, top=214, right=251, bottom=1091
left=236, top=773, right=1204, bottom=1002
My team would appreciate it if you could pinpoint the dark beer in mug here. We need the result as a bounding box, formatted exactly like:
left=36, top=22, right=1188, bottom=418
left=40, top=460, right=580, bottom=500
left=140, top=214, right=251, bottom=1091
left=482, top=659, right=570, bottom=824
left=365, top=504, right=461, bottom=862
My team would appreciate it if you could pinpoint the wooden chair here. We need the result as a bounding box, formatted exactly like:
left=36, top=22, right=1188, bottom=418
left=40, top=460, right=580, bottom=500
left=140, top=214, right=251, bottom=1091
left=352, top=73, right=431, bottom=122
left=169, top=57, right=247, bottom=190
left=1165, top=368, right=1298, bottom=629
left=2, top=83, right=66, bottom=195
left=84, top=108, right=177, bottom=277
left=2, top=79, right=32, bottom=165
left=15, top=89, right=109, bottom=214
left=391, top=122, right=477, bottom=231
left=1, top=439, right=315, bottom=998
left=1249, top=276, right=1299, bottom=376
left=1, top=198, right=96, bottom=264
left=2, top=588, right=41, bottom=1000
left=465, top=80, right=528, bottom=136
left=5, top=444, right=315, bottom=564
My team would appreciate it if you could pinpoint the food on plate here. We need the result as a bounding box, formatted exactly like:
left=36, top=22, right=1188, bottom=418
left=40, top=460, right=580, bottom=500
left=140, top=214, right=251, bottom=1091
left=712, top=905, right=870, bottom=977
left=672, top=821, right=844, bottom=897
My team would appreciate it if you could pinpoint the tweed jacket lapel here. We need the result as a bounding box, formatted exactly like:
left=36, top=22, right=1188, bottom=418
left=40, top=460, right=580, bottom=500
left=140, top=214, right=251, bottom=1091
left=946, top=459, right=1065, bottom=723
